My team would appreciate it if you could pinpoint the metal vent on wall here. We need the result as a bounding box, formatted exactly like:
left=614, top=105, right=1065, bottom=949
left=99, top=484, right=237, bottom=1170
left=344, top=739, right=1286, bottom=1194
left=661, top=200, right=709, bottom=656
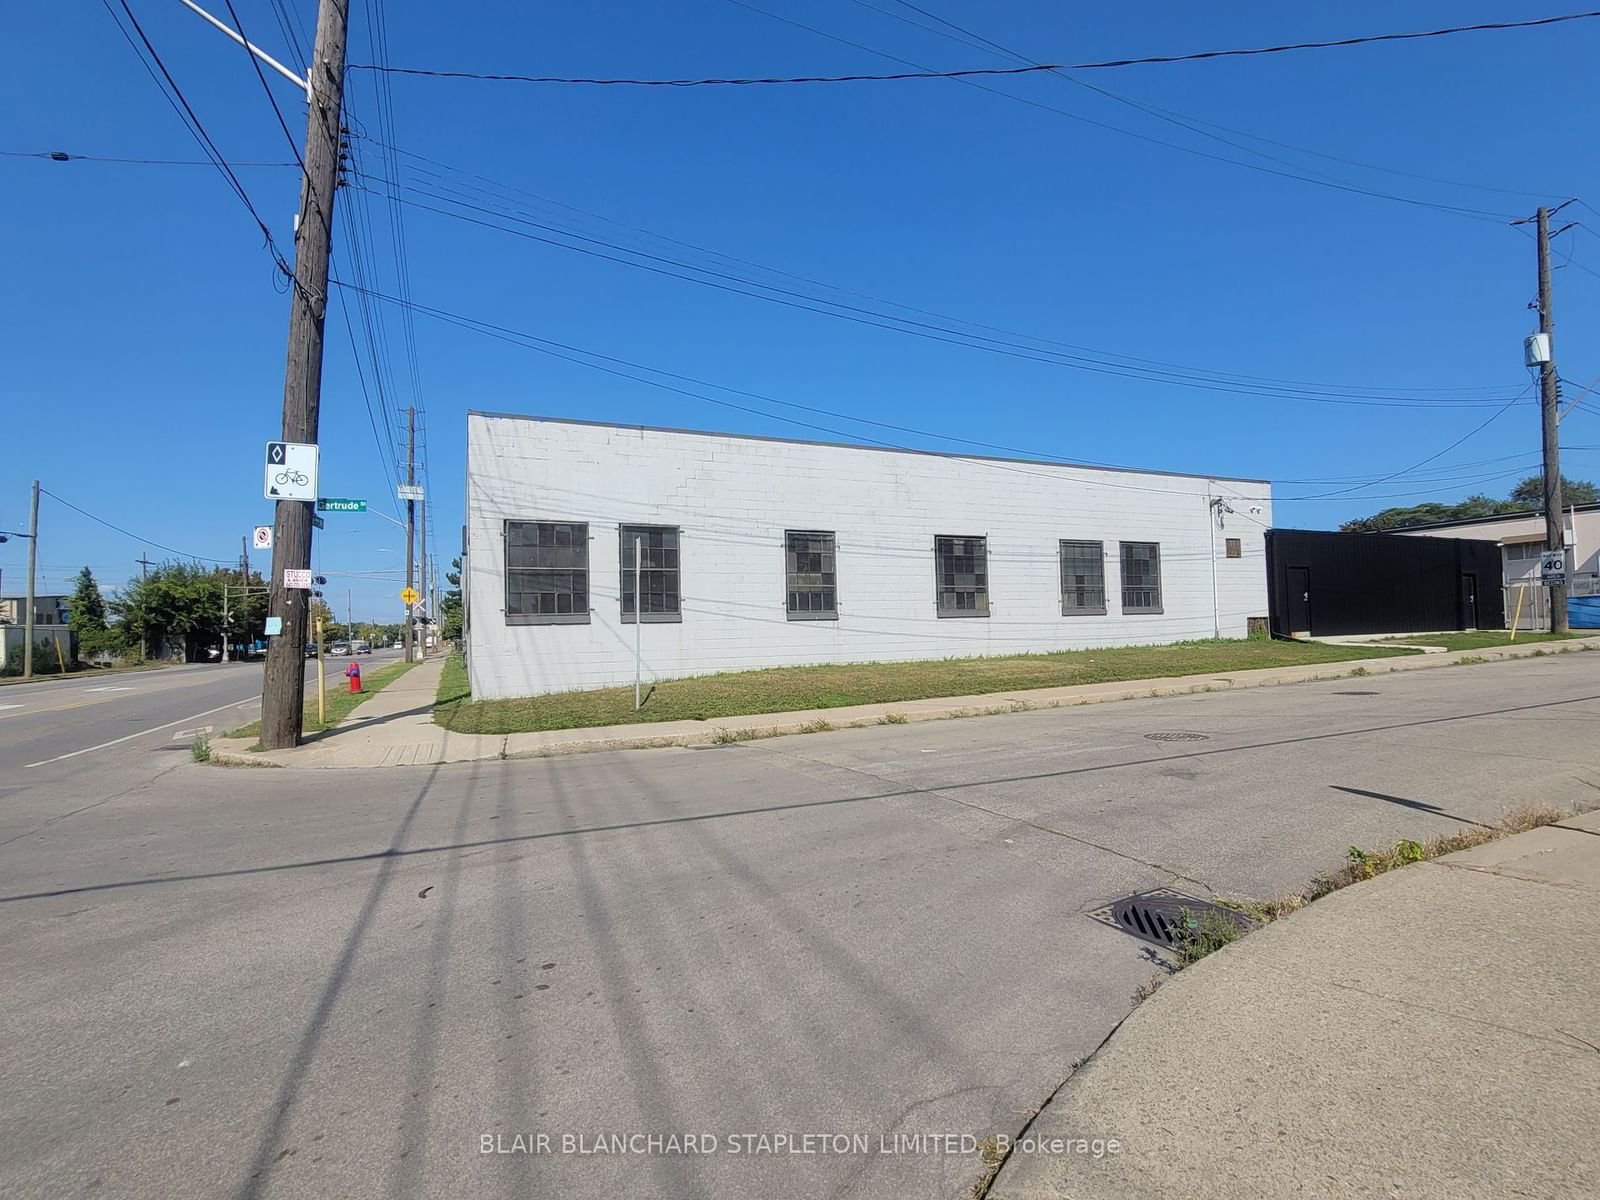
left=1091, top=889, right=1255, bottom=949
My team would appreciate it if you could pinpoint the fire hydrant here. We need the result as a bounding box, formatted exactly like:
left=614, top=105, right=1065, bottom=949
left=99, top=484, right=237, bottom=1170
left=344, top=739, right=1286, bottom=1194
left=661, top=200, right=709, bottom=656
left=345, top=660, right=363, bottom=694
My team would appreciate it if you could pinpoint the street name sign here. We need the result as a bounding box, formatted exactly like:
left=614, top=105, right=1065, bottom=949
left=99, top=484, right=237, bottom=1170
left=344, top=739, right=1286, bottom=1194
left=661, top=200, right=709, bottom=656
left=264, top=441, right=319, bottom=501
left=284, top=568, right=313, bottom=589
left=317, top=498, right=367, bottom=513
left=252, top=525, right=273, bottom=550
left=397, top=484, right=425, bottom=501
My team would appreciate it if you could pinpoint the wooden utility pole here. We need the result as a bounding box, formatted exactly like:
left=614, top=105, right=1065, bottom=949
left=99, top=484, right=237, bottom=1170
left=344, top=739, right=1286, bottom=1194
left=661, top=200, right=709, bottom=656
left=404, top=405, right=416, bottom=663
left=1535, top=206, right=1570, bottom=633
left=259, top=0, right=350, bottom=749
left=419, top=497, right=428, bottom=656
left=23, top=480, right=39, bottom=679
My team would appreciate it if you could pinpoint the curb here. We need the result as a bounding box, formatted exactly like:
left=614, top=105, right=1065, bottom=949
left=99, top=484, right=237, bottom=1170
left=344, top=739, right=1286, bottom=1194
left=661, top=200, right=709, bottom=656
left=215, top=637, right=1598, bottom=768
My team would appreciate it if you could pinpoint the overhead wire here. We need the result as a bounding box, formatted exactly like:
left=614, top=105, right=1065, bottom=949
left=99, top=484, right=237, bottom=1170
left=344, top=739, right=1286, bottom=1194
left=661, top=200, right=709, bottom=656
left=351, top=130, right=1522, bottom=400
left=99, top=0, right=287, bottom=264
left=41, top=489, right=234, bottom=564
left=351, top=9, right=1600, bottom=86
left=712, top=0, right=1519, bottom=223
left=346, top=173, right=1527, bottom=410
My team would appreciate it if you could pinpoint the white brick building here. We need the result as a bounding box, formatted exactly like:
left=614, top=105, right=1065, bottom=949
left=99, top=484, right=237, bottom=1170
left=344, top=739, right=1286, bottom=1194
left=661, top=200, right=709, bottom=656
left=464, top=413, right=1273, bottom=699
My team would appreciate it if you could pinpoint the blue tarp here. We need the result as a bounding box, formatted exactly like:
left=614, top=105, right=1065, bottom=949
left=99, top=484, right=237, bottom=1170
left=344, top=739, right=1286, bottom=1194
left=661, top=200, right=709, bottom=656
left=1570, top=597, right=1600, bottom=629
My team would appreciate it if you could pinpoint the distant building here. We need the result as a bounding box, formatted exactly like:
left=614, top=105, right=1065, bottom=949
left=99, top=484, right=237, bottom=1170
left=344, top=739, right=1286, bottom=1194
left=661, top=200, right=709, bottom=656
left=0, top=594, right=69, bottom=626
left=1389, top=503, right=1600, bottom=629
left=464, top=413, right=1273, bottom=700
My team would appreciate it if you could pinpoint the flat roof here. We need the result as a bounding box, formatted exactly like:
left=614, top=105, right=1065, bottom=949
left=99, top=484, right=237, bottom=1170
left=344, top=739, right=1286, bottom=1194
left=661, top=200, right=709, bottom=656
left=467, top=411, right=1271, bottom=487
left=1387, top=500, right=1600, bottom=533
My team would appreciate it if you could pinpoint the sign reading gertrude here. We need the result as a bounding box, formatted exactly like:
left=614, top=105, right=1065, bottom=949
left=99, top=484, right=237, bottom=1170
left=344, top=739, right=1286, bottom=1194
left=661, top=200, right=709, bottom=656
left=264, top=441, right=319, bottom=501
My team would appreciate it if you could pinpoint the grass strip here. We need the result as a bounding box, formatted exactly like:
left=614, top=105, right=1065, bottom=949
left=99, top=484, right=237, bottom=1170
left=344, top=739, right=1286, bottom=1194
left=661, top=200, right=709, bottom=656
left=433, top=636, right=1420, bottom=735
left=228, top=658, right=418, bottom=739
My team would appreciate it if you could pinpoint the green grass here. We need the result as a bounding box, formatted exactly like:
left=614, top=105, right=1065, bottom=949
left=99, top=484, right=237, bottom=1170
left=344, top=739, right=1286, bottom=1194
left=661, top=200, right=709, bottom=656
left=1376, top=630, right=1588, bottom=652
left=432, top=636, right=1420, bottom=736
left=228, top=658, right=418, bottom=739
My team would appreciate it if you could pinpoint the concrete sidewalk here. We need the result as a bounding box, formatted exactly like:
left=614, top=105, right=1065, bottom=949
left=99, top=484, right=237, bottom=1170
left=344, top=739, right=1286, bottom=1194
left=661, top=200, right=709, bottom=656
left=207, top=636, right=1600, bottom=769
left=987, top=809, right=1600, bottom=1200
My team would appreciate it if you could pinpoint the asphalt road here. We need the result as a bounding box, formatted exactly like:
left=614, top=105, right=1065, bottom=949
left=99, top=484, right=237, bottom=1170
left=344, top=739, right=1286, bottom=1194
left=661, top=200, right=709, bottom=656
left=2, top=653, right=1597, bottom=1199
left=0, top=647, right=404, bottom=786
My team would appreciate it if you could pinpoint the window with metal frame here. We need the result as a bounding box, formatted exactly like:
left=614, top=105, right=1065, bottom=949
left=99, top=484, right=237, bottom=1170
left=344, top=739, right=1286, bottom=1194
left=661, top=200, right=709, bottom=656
left=785, top=530, right=838, bottom=619
left=1059, top=539, right=1106, bottom=615
left=935, top=535, right=989, bottom=617
left=1225, top=537, right=1242, bottom=559
left=505, top=521, right=589, bottom=624
left=1120, top=541, right=1163, bottom=613
left=620, top=525, right=682, bottom=623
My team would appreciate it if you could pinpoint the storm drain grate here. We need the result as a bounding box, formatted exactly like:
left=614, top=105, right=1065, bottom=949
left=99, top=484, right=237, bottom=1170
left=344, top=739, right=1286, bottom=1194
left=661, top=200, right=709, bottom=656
left=1144, top=731, right=1210, bottom=742
left=1091, top=889, right=1255, bottom=949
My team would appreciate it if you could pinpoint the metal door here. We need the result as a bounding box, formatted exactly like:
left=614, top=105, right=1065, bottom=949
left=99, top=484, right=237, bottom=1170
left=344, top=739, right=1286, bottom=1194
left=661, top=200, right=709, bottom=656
left=1461, top=573, right=1478, bottom=630
left=1287, top=567, right=1311, bottom=635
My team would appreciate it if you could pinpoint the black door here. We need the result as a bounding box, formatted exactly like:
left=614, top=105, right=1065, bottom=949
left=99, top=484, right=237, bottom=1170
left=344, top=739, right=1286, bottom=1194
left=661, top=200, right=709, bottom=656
left=1461, top=573, right=1478, bottom=630
left=1287, top=566, right=1312, bottom=634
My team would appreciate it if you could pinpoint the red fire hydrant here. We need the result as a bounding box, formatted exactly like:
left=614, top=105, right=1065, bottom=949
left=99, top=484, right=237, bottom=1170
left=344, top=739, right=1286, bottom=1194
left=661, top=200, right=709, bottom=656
left=345, top=660, right=363, bottom=694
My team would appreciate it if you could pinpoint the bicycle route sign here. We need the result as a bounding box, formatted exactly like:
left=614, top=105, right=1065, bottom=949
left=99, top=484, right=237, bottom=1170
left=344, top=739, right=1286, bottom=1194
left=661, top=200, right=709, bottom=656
left=264, top=441, right=319, bottom=501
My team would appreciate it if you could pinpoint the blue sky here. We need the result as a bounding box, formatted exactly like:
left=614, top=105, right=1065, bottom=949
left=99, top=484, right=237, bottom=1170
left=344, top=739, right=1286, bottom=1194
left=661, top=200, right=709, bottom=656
left=5, top=1, right=1599, bottom=619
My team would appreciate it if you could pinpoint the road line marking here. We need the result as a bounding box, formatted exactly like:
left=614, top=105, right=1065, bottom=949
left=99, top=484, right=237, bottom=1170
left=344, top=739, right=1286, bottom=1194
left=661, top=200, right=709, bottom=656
left=84, top=686, right=136, bottom=693
left=23, top=699, right=261, bottom=769
left=0, top=704, right=24, bottom=712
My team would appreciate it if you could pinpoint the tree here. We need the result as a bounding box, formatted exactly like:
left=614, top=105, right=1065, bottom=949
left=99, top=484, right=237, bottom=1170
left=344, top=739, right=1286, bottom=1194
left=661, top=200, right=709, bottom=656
left=1342, top=475, right=1598, bottom=533
left=69, top=567, right=106, bottom=634
left=1508, top=474, right=1600, bottom=506
left=309, top=598, right=335, bottom=642
left=440, top=555, right=463, bottom=641
left=110, top=562, right=268, bottom=661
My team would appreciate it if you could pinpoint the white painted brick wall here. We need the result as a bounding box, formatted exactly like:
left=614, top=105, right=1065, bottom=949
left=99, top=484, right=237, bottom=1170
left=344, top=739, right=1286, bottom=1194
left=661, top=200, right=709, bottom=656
left=465, top=414, right=1274, bottom=699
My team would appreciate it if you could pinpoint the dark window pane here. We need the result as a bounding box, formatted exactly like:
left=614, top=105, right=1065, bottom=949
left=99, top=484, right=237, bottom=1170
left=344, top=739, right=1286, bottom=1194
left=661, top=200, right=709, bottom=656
left=785, top=531, right=839, bottom=618
left=506, top=523, right=589, bottom=622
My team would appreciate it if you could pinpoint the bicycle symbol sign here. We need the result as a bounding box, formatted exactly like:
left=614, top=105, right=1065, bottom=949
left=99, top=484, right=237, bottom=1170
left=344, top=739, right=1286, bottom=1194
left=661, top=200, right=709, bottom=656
left=263, top=441, right=320, bottom=502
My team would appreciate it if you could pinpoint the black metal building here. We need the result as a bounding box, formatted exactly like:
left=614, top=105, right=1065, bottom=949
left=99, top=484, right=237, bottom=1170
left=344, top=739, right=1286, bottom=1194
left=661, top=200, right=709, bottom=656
left=1265, top=529, right=1504, bottom=637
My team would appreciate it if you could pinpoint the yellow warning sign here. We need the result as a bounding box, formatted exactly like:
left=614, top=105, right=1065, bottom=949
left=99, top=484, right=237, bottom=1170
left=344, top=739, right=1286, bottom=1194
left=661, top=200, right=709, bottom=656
left=400, top=587, right=420, bottom=607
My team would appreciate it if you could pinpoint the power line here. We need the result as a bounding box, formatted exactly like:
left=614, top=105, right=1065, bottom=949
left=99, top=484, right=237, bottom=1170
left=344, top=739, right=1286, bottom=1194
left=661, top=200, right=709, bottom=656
left=852, top=0, right=1569, bottom=208
left=99, top=0, right=284, bottom=257
left=353, top=131, right=1522, bottom=400
left=351, top=10, right=1600, bottom=86
left=41, top=489, right=234, bottom=564
left=712, top=0, right=1518, bottom=223
left=3, top=148, right=295, bottom=167
left=220, top=0, right=306, bottom=175
left=1280, top=389, right=1529, bottom=501
left=350, top=172, right=1527, bottom=409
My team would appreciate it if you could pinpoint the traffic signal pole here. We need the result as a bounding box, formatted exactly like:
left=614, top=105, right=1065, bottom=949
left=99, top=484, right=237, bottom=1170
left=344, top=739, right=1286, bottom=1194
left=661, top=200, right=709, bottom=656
left=259, top=0, right=349, bottom=749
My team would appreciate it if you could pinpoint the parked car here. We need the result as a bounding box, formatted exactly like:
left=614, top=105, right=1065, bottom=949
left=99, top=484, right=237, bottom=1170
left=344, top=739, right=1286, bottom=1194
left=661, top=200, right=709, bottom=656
left=330, top=642, right=350, bottom=656
left=353, top=641, right=372, bottom=655
left=392, top=640, right=403, bottom=650
left=304, top=643, right=319, bottom=659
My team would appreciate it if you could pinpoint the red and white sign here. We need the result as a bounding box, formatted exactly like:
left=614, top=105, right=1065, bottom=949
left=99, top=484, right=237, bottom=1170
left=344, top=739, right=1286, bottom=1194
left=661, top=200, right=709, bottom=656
left=283, top=568, right=313, bottom=589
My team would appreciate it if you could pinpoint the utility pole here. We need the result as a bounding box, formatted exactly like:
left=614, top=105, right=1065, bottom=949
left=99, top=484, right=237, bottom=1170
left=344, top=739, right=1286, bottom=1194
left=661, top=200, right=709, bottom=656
left=404, top=405, right=416, bottom=663
left=136, top=552, right=151, bottom=660
left=23, top=480, right=39, bottom=680
left=419, top=496, right=428, bottom=656
left=258, top=0, right=350, bottom=749
left=1534, top=205, right=1570, bottom=632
